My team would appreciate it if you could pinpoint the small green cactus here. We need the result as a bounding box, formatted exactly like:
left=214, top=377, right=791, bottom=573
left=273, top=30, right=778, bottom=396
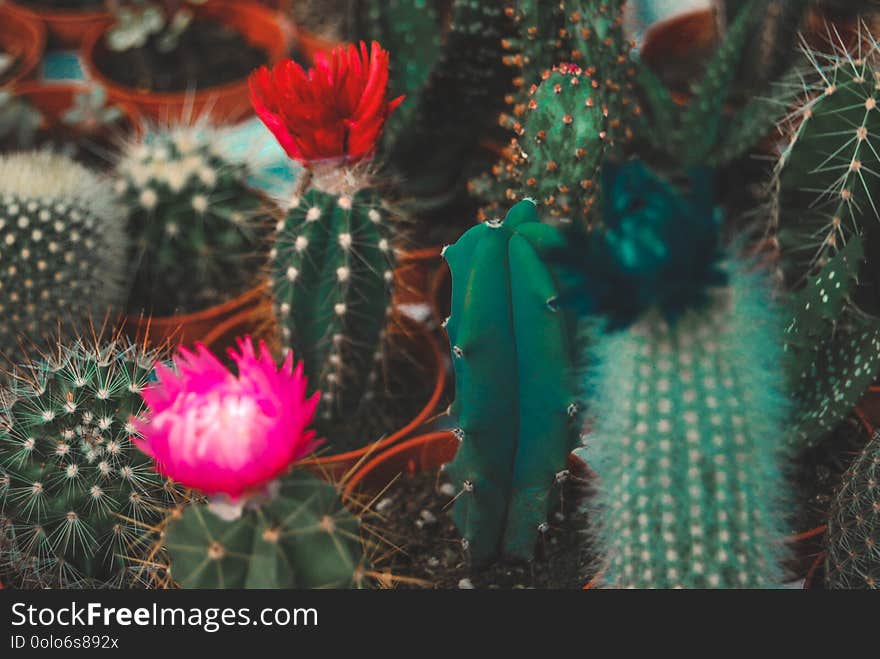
left=443, top=199, right=579, bottom=564
left=115, top=125, right=271, bottom=317
left=0, top=151, right=126, bottom=366
left=272, top=176, right=394, bottom=431
left=0, top=336, right=181, bottom=589
left=163, top=471, right=365, bottom=588
left=824, top=428, right=880, bottom=589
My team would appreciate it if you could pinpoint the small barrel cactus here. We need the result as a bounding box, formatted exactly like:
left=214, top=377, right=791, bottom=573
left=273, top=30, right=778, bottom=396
left=443, top=199, right=579, bottom=564
left=824, top=430, right=880, bottom=589
left=114, top=124, right=271, bottom=317
left=0, top=336, right=180, bottom=589
left=163, top=471, right=365, bottom=588
left=0, top=151, right=125, bottom=366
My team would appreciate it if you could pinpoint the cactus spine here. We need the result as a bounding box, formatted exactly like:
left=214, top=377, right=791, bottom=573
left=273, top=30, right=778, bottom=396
left=163, top=471, right=365, bottom=588
left=443, top=199, right=578, bottom=564
left=0, top=337, right=180, bottom=588
left=824, top=429, right=880, bottom=589
left=272, top=173, right=394, bottom=427
left=0, top=151, right=125, bottom=366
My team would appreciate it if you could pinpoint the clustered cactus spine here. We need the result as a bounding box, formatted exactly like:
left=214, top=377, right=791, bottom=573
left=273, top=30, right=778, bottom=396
left=163, top=471, right=365, bottom=588
left=443, top=200, right=579, bottom=564
left=0, top=336, right=180, bottom=588
left=115, top=124, right=269, bottom=317
left=0, top=151, right=125, bottom=367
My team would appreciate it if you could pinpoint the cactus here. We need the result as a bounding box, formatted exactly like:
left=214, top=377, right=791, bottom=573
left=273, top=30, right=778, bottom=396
left=0, top=151, right=125, bottom=367
left=272, top=179, right=395, bottom=428
left=824, top=429, right=880, bottom=589
left=0, top=336, right=181, bottom=589
left=163, top=471, right=365, bottom=588
left=443, top=199, right=579, bottom=564
left=115, top=124, right=270, bottom=317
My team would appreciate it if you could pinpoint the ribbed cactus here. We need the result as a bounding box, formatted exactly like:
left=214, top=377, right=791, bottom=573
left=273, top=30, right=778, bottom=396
left=0, top=337, right=180, bottom=589
left=0, top=151, right=125, bottom=366
left=584, top=267, right=791, bottom=588
left=825, top=429, right=880, bottom=589
left=163, top=471, right=365, bottom=588
left=443, top=199, right=579, bottom=564
left=272, top=180, right=394, bottom=427
left=115, top=125, right=270, bottom=316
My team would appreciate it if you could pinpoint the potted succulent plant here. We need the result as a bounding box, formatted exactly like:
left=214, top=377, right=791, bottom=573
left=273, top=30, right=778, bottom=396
left=4, top=0, right=112, bottom=48
left=81, top=0, right=291, bottom=122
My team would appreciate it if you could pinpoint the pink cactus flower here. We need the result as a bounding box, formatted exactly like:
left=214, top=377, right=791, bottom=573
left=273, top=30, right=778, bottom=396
left=135, top=337, right=322, bottom=498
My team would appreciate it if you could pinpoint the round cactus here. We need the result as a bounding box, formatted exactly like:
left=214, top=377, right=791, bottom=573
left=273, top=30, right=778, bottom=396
left=114, top=125, right=272, bottom=317
left=825, top=430, right=880, bottom=589
left=0, top=151, right=125, bottom=367
left=0, top=336, right=181, bottom=589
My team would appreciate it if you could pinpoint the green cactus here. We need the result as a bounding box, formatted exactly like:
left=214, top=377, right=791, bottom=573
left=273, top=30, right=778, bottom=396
left=115, top=125, right=271, bottom=317
left=0, top=336, right=181, bottom=589
left=443, top=199, right=579, bottom=564
left=824, top=428, right=880, bottom=589
left=0, top=151, right=126, bottom=367
left=583, top=265, right=791, bottom=588
left=163, top=470, right=365, bottom=588
left=272, top=181, right=394, bottom=431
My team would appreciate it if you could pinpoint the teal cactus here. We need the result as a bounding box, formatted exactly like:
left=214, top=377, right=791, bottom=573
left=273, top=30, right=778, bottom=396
left=0, top=336, right=180, bottom=588
left=442, top=199, right=579, bottom=564
left=272, top=179, right=395, bottom=427
left=0, top=151, right=125, bottom=366
left=115, top=124, right=271, bottom=317
left=163, top=471, right=365, bottom=588
left=824, top=429, right=880, bottom=589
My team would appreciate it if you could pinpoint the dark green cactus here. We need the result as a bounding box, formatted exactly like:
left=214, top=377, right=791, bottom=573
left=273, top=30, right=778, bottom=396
left=272, top=183, right=394, bottom=429
left=163, top=471, right=365, bottom=588
left=583, top=265, right=791, bottom=588
left=0, top=337, right=180, bottom=589
left=0, top=151, right=126, bottom=367
left=116, top=125, right=271, bottom=317
left=824, top=428, right=880, bottom=589
left=443, top=199, right=579, bottom=564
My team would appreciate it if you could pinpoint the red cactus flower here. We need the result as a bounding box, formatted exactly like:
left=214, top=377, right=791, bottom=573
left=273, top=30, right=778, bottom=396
left=249, top=41, right=404, bottom=165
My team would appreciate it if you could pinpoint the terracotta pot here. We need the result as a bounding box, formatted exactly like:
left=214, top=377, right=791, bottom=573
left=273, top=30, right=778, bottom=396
left=124, top=283, right=270, bottom=350
left=0, top=4, right=46, bottom=89
left=393, top=246, right=444, bottom=320
left=301, top=322, right=449, bottom=483
left=201, top=300, right=277, bottom=355
left=11, top=80, right=143, bottom=140
left=80, top=0, right=292, bottom=123
left=5, top=1, right=111, bottom=49
left=294, top=26, right=339, bottom=65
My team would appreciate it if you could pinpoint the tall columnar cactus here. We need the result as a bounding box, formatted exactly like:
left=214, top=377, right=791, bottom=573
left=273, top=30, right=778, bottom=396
left=0, top=151, right=125, bottom=366
left=115, top=125, right=270, bottom=316
left=0, top=337, right=180, bottom=589
left=272, top=181, right=395, bottom=424
left=443, top=199, right=579, bottom=564
left=163, top=471, right=365, bottom=588
left=824, top=429, right=880, bottom=589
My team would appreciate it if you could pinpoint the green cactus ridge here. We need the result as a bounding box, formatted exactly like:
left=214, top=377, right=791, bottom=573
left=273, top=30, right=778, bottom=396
left=443, top=200, right=579, bottom=564
left=116, top=126, right=270, bottom=316
left=0, top=337, right=180, bottom=588
left=164, top=471, right=365, bottom=589
left=0, top=151, right=125, bottom=367
left=584, top=265, right=790, bottom=588
left=272, top=185, right=395, bottom=428
left=825, top=429, right=880, bottom=589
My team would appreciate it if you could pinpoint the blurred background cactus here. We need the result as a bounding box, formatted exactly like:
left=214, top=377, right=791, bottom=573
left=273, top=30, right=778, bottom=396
left=105, top=0, right=209, bottom=53
left=114, top=124, right=272, bottom=317
left=0, top=151, right=126, bottom=368
left=0, top=335, right=181, bottom=589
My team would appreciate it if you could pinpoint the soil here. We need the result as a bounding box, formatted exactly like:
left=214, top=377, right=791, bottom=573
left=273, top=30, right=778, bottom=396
left=92, top=19, right=267, bottom=93
left=19, top=0, right=104, bottom=10
left=366, top=469, right=597, bottom=589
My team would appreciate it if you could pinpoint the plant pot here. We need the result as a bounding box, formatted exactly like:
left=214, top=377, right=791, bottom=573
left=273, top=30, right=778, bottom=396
left=5, top=1, right=112, bottom=49
left=124, top=283, right=270, bottom=350
left=201, top=300, right=277, bottom=355
left=301, top=321, right=449, bottom=484
left=80, top=0, right=292, bottom=123
left=0, top=4, right=46, bottom=89
left=393, top=246, right=444, bottom=323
